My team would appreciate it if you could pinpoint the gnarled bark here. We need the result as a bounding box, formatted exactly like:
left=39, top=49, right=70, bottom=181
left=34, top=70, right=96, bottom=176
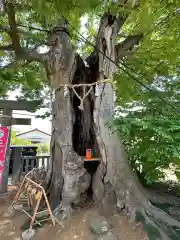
left=2, top=1, right=179, bottom=238
left=91, top=12, right=180, bottom=240
left=43, top=15, right=180, bottom=240
left=45, top=22, right=98, bottom=216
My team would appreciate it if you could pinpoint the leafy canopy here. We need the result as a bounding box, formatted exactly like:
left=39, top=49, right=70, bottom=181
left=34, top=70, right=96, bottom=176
left=11, top=130, right=31, bottom=145
left=11, top=130, right=50, bottom=153
left=113, top=74, right=180, bottom=184
left=0, top=0, right=179, bottom=103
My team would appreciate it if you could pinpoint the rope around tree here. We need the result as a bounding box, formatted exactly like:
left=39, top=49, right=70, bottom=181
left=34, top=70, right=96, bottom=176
left=55, top=79, right=115, bottom=111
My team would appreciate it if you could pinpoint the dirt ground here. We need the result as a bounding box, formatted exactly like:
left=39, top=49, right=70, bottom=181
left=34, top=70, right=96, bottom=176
left=0, top=188, right=148, bottom=240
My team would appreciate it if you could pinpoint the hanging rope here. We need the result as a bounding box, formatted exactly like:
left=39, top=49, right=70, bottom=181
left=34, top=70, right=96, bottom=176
left=55, top=79, right=114, bottom=111
left=72, top=86, right=93, bottom=110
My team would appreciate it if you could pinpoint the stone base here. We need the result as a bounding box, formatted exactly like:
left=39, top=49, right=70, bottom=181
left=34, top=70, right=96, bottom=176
left=22, top=229, right=36, bottom=240
left=88, top=216, right=110, bottom=235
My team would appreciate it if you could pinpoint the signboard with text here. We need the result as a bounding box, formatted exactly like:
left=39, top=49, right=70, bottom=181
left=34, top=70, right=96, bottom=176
left=0, top=127, right=9, bottom=184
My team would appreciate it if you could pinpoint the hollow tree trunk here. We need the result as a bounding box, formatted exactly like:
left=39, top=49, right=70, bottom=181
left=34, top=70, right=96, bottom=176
left=45, top=23, right=92, bottom=214
left=92, top=12, right=147, bottom=213
left=45, top=18, right=180, bottom=239
left=91, top=14, right=180, bottom=240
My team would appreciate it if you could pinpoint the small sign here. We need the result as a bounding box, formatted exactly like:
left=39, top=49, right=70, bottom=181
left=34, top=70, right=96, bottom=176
left=0, top=127, right=9, bottom=184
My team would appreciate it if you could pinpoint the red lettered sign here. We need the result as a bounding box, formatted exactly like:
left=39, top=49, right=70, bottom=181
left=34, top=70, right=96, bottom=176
left=0, top=127, right=9, bottom=184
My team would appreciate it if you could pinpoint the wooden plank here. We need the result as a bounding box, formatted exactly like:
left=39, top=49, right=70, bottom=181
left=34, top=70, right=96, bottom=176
left=11, top=147, right=22, bottom=185
left=0, top=117, right=12, bottom=126
left=83, top=157, right=101, bottom=162
left=42, top=157, right=45, bottom=167
left=25, top=158, right=29, bottom=174
left=21, top=155, right=51, bottom=169
left=12, top=118, right=31, bottom=125
left=0, top=117, right=31, bottom=125
left=30, top=159, right=35, bottom=171
left=21, top=156, right=50, bottom=159
left=0, top=109, right=12, bottom=126
left=47, top=157, right=50, bottom=170
left=36, top=158, right=39, bottom=168
left=0, top=100, right=40, bottom=111
left=20, top=159, right=24, bottom=174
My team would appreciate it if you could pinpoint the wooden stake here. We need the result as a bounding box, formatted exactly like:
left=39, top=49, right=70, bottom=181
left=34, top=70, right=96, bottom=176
left=29, top=191, right=42, bottom=229
left=9, top=168, right=56, bottom=229
left=42, top=188, right=56, bottom=226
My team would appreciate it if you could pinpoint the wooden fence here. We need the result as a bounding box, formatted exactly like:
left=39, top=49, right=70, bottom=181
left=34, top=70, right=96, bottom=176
left=9, top=154, right=101, bottom=185
left=21, top=155, right=50, bottom=173
left=10, top=155, right=50, bottom=185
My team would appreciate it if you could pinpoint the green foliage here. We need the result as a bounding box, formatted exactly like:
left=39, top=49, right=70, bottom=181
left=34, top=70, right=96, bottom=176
left=0, top=0, right=106, bottom=108
left=11, top=130, right=49, bottom=153
left=0, top=0, right=179, bottom=108
left=115, top=0, right=180, bottom=106
left=144, top=223, right=161, bottom=240
left=0, top=0, right=179, bottom=186
left=11, top=130, right=31, bottom=145
left=36, top=142, right=49, bottom=154
left=0, top=62, right=48, bottom=111
left=114, top=76, right=180, bottom=184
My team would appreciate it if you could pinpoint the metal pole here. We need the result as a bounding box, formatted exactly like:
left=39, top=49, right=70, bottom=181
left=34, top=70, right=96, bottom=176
left=12, top=147, right=22, bottom=185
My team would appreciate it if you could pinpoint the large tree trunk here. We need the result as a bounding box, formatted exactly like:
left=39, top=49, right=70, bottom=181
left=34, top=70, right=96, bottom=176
left=45, top=18, right=180, bottom=239
left=91, top=14, right=180, bottom=239
left=45, top=22, right=97, bottom=216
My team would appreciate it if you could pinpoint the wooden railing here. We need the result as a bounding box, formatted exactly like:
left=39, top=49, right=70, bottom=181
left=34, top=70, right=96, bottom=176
left=21, top=155, right=50, bottom=173
left=10, top=155, right=50, bottom=184
left=9, top=155, right=101, bottom=185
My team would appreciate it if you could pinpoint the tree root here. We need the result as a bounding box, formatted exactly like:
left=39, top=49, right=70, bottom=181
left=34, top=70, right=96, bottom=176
left=147, top=204, right=180, bottom=228
left=134, top=204, right=180, bottom=240
left=146, top=189, right=180, bottom=207
left=53, top=203, right=72, bottom=221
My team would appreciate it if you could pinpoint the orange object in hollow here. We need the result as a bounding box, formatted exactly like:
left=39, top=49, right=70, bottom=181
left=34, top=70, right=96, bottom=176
left=86, top=149, right=92, bottom=160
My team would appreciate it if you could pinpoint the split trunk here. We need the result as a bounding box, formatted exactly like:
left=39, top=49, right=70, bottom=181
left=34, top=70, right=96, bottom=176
left=44, top=16, right=180, bottom=239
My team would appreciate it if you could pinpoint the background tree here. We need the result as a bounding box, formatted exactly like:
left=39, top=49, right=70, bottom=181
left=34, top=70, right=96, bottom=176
left=36, top=142, right=49, bottom=154
left=114, top=74, right=180, bottom=185
left=11, top=130, right=50, bottom=154
left=0, top=0, right=180, bottom=238
left=11, top=130, right=31, bottom=145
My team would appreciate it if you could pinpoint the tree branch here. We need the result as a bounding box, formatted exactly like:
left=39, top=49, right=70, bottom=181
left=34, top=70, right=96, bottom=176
left=0, top=25, right=11, bottom=33
left=115, top=34, right=143, bottom=60
left=113, top=13, right=127, bottom=35
left=0, top=44, right=14, bottom=51
left=4, top=3, right=44, bottom=63
left=0, top=24, right=34, bottom=36
left=0, top=60, right=19, bottom=70
left=6, top=3, right=21, bottom=55
left=114, top=0, right=140, bottom=34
